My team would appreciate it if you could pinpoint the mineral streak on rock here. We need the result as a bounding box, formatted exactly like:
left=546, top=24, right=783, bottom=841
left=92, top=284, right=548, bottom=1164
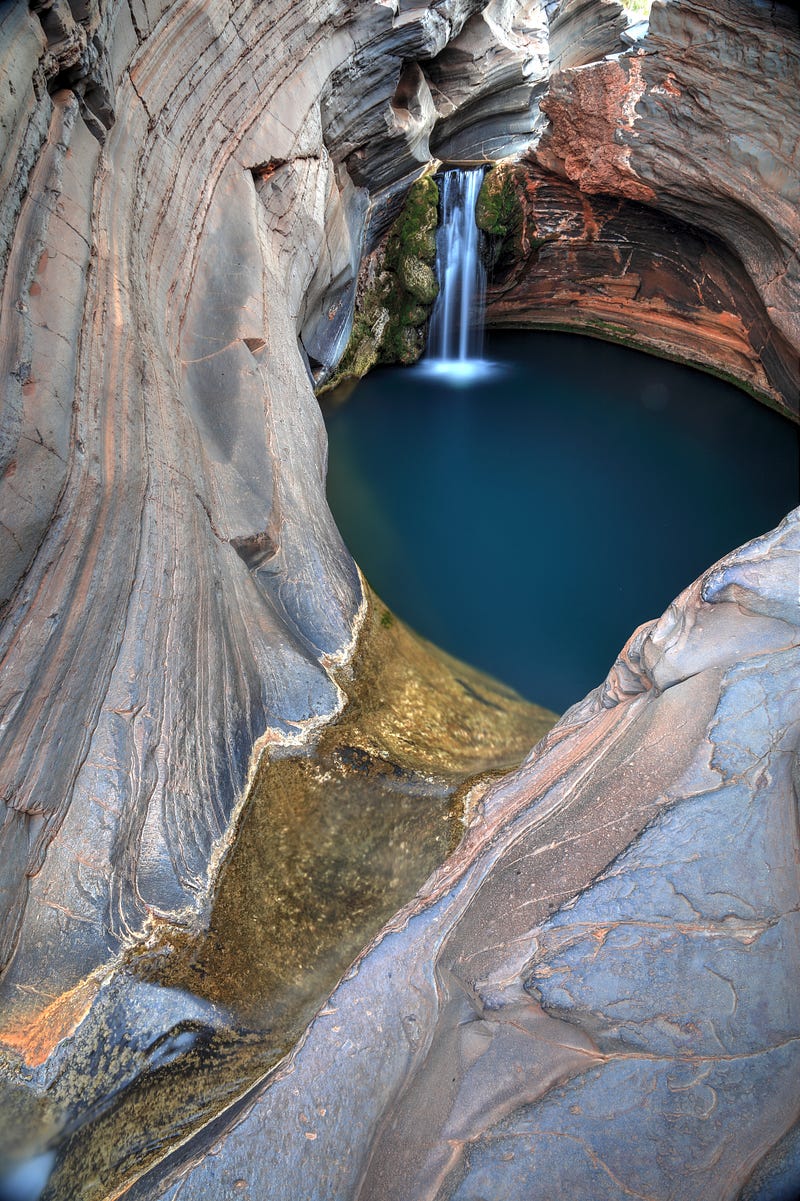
left=114, top=511, right=800, bottom=1201
left=482, top=161, right=800, bottom=416
left=537, top=0, right=800, bottom=375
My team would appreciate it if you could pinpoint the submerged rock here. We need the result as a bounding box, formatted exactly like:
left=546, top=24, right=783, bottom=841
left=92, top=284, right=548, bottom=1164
left=112, top=511, right=800, bottom=1201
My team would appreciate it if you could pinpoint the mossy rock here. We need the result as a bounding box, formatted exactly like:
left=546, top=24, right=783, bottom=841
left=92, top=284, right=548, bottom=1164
left=399, top=299, right=428, bottom=326
left=340, top=333, right=379, bottom=380
left=385, top=176, right=439, bottom=271
left=476, top=164, right=524, bottom=268
left=320, top=174, right=440, bottom=394
left=402, top=227, right=437, bottom=260
left=374, top=270, right=398, bottom=303
left=397, top=255, right=438, bottom=305
left=394, top=324, right=425, bottom=365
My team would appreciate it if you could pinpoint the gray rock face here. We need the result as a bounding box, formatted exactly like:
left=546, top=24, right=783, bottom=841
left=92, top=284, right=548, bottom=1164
left=119, top=511, right=800, bottom=1201
left=548, top=0, right=627, bottom=70
left=1, top=0, right=375, bottom=1026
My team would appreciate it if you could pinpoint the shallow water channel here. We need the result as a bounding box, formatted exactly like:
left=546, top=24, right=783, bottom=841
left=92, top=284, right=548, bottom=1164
left=324, top=329, right=799, bottom=713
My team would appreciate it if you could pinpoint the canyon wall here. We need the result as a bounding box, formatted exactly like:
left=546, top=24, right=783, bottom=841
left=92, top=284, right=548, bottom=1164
left=0, top=0, right=798, bottom=1198
left=484, top=0, right=800, bottom=416
left=0, top=0, right=573, bottom=1040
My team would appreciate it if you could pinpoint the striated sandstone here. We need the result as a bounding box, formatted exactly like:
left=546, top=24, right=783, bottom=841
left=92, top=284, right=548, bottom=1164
left=0, top=0, right=577, bottom=1186
left=1, top=0, right=564, bottom=1037
left=537, top=0, right=800, bottom=366
left=0, top=0, right=798, bottom=1197
left=547, top=0, right=627, bottom=71
left=482, top=161, right=799, bottom=416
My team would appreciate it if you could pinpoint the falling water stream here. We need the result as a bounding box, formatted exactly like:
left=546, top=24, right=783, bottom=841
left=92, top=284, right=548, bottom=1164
left=423, top=169, right=490, bottom=379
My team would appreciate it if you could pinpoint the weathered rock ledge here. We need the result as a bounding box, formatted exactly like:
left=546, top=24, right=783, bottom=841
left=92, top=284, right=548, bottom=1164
left=483, top=160, right=799, bottom=415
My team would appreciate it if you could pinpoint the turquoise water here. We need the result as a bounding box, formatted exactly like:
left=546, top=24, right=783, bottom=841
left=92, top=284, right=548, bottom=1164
left=323, top=331, right=799, bottom=713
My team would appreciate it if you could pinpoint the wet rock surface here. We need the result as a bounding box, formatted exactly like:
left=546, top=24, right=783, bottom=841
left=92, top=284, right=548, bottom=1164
left=0, top=0, right=798, bottom=1198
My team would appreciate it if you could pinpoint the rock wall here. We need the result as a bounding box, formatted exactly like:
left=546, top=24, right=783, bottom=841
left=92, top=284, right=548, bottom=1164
left=1, top=0, right=369, bottom=1040
left=535, top=0, right=800, bottom=412
left=0, top=0, right=627, bottom=1041
left=482, top=160, right=799, bottom=415
left=0, top=0, right=798, bottom=1198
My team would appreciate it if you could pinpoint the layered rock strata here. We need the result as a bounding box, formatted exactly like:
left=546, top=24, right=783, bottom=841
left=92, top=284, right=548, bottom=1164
left=113, top=510, right=800, bottom=1201
left=0, top=0, right=564, bottom=1041
left=0, top=0, right=580, bottom=1187
left=481, top=161, right=799, bottom=414
left=4, top=591, right=553, bottom=1201
left=535, top=0, right=800, bottom=412
left=0, top=0, right=798, bottom=1198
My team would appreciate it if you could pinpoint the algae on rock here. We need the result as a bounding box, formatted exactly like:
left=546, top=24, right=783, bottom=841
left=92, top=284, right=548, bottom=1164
left=476, top=161, right=526, bottom=268
left=319, top=175, right=440, bottom=394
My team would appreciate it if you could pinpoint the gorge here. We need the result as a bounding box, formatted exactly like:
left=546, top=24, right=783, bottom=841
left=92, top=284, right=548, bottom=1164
left=0, top=1, right=798, bottom=1199
left=324, top=326, right=798, bottom=712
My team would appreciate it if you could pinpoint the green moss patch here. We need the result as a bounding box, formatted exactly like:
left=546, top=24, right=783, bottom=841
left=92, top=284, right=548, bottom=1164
left=476, top=163, right=525, bottom=269
left=319, top=175, right=440, bottom=394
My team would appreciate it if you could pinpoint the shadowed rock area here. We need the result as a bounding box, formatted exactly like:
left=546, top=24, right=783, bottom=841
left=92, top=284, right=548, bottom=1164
left=535, top=0, right=800, bottom=414
left=481, top=160, right=799, bottom=414
left=0, top=0, right=798, bottom=1197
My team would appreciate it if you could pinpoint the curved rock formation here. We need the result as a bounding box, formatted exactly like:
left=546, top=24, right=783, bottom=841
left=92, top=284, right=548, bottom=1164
left=482, top=160, right=799, bottom=414
left=0, top=0, right=630, bottom=1041
left=535, top=0, right=800, bottom=412
left=115, top=509, right=800, bottom=1201
left=0, top=0, right=798, bottom=1197
left=0, top=0, right=579, bottom=1183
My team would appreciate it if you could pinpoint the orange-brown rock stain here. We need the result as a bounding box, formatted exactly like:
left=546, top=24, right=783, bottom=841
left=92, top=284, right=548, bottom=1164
left=483, top=161, right=795, bottom=416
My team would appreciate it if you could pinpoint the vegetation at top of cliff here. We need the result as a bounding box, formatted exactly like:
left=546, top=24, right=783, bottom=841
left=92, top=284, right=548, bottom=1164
left=319, top=175, right=440, bottom=395
left=476, top=163, right=525, bottom=270
left=624, top=0, right=652, bottom=16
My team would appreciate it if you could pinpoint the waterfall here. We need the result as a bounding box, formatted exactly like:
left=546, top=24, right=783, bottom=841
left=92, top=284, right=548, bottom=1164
left=425, top=169, right=488, bottom=376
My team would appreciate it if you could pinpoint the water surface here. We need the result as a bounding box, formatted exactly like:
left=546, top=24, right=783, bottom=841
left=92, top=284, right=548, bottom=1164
left=324, top=331, right=798, bottom=712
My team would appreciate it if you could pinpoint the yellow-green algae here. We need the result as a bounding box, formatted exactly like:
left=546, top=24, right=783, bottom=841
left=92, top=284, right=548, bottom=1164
left=40, top=589, right=556, bottom=1201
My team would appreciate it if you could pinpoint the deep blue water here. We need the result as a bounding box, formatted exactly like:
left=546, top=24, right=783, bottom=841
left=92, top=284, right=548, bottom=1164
left=323, top=331, right=799, bottom=713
